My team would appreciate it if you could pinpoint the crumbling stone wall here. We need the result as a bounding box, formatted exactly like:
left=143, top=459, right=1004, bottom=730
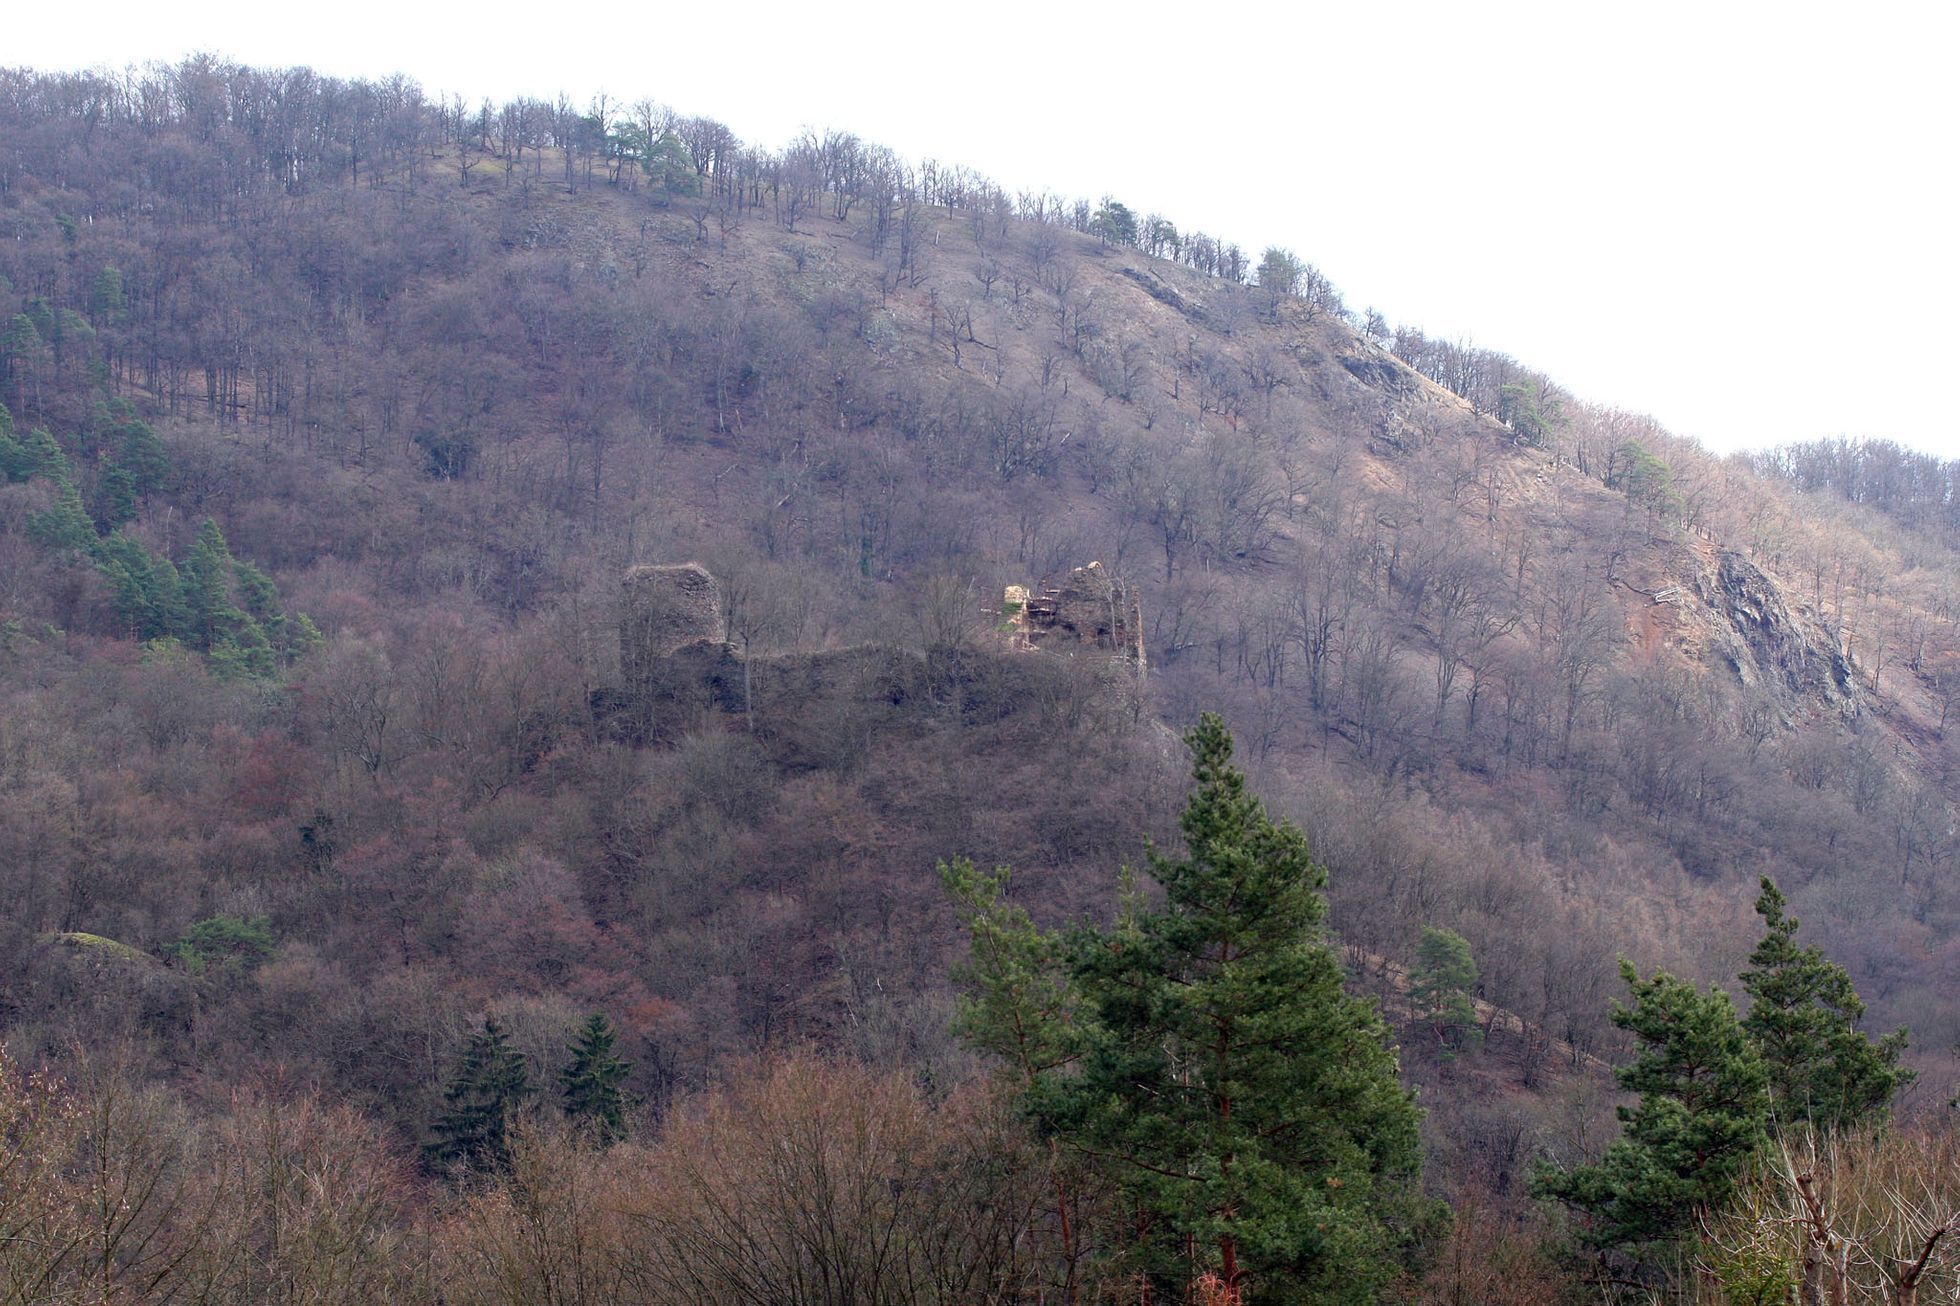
left=604, top=560, right=1145, bottom=751
left=1006, top=562, right=1146, bottom=677
left=621, top=563, right=725, bottom=696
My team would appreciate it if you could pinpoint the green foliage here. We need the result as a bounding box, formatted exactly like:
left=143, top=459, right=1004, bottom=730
left=1498, top=378, right=1566, bottom=449
left=949, top=714, right=1430, bottom=1301
left=167, top=915, right=275, bottom=975
left=109, top=407, right=169, bottom=495
left=182, top=517, right=240, bottom=643
left=19, top=426, right=71, bottom=481
left=0, top=312, right=43, bottom=369
left=208, top=621, right=277, bottom=679
left=97, top=532, right=187, bottom=641
left=1742, top=877, right=1910, bottom=1130
left=54, top=309, right=94, bottom=357
left=1092, top=197, right=1137, bottom=247
left=427, top=1018, right=534, bottom=1175
left=0, top=401, right=21, bottom=481
left=28, top=480, right=99, bottom=553
left=94, top=460, right=138, bottom=531
left=1536, top=961, right=1768, bottom=1249
left=181, top=517, right=279, bottom=675
left=939, top=858, right=1077, bottom=1086
left=1611, top=439, right=1682, bottom=517
left=1258, top=246, right=1305, bottom=298
left=1409, top=926, right=1481, bottom=1054
left=641, top=132, right=698, bottom=198
left=1705, top=1219, right=1799, bottom=1306
left=560, top=1013, right=633, bottom=1144
left=89, top=266, right=127, bottom=323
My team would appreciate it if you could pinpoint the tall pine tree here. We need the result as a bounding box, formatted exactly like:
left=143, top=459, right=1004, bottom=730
left=1742, top=877, right=1910, bottom=1130
left=955, top=713, right=1429, bottom=1303
left=1537, top=962, right=1768, bottom=1250
left=1410, top=926, right=1482, bottom=1054
left=426, top=1018, right=533, bottom=1175
left=560, top=1013, right=633, bottom=1144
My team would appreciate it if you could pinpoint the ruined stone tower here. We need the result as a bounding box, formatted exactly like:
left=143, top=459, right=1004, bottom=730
left=620, top=563, right=726, bottom=695
left=1004, top=562, right=1146, bottom=678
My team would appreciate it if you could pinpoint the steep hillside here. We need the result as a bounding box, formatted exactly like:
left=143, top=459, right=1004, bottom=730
left=3, top=59, right=1957, bottom=1199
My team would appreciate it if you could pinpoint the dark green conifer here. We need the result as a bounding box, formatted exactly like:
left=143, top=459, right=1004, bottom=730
left=111, top=413, right=169, bottom=495
left=1742, top=877, right=1910, bottom=1130
left=956, top=713, right=1430, bottom=1302
left=427, top=1018, right=533, bottom=1175
left=98, top=532, right=184, bottom=639
left=1410, top=926, right=1482, bottom=1054
left=1536, top=962, right=1767, bottom=1249
left=19, top=426, right=70, bottom=481
left=0, top=400, right=24, bottom=481
left=94, top=460, right=138, bottom=532
left=182, top=517, right=241, bottom=650
left=28, top=479, right=99, bottom=553
left=560, top=1013, right=633, bottom=1144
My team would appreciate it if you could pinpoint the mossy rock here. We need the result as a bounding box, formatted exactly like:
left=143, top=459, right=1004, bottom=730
left=41, top=931, right=155, bottom=965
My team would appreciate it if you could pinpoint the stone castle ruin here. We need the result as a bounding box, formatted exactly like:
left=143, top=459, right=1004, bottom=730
left=620, top=563, right=725, bottom=694
left=1002, top=562, right=1146, bottom=678
left=605, top=560, right=1146, bottom=751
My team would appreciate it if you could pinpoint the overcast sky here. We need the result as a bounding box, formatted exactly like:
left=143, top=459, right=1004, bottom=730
left=11, top=0, right=1956, bottom=455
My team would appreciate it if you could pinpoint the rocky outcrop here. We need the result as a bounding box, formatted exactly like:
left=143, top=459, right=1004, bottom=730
left=1695, top=550, right=1858, bottom=710
left=1005, top=562, right=1146, bottom=677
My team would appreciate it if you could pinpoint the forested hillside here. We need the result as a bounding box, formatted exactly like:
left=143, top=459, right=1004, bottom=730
left=2, top=59, right=1958, bottom=1302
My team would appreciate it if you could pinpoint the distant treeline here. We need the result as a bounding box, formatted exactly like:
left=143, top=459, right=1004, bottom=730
left=1, top=58, right=1576, bottom=432
left=1749, top=436, right=1960, bottom=545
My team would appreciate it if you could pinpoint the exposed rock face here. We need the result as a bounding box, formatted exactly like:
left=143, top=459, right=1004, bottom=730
left=1696, top=550, right=1857, bottom=709
left=1009, top=562, right=1146, bottom=677
left=621, top=563, right=725, bottom=695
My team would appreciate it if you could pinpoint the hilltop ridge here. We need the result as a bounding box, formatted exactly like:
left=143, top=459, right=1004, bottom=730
left=3, top=57, right=1958, bottom=1192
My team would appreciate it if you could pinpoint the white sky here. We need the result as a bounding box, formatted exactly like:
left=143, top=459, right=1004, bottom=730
left=11, top=0, right=1957, bottom=455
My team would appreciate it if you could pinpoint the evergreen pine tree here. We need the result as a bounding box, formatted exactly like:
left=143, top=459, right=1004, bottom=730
left=19, top=427, right=70, bottom=481
left=111, top=412, right=169, bottom=495
left=1046, top=713, right=1429, bottom=1302
left=1742, top=877, right=1910, bottom=1130
left=941, top=856, right=1089, bottom=1303
left=28, top=479, right=99, bottom=553
left=426, top=1018, right=533, bottom=1175
left=182, top=517, right=242, bottom=650
left=94, top=460, right=138, bottom=532
left=0, top=400, right=25, bottom=481
left=98, top=532, right=182, bottom=639
left=1409, top=926, right=1482, bottom=1054
left=233, top=559, right=298, bottom=657
left=560, top=1013, right=633, bottom=1144
left=1536, top=962, right=1768, bottom=1250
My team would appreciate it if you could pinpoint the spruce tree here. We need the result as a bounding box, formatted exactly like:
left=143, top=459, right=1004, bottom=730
left=560, top=1013, right=633, bottom=1144
left=1045, top=714, right=1428, bottom=1302
left=1742, top=877, right=1910, bottom=1130
left=182, top=517, right=243, bottom=650
left=1536, top=962, right=1768, bottom=1249
left=426, top=1018, right=533, bottom=1175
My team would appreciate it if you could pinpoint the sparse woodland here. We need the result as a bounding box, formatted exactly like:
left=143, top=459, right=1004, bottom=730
left=2, top=59, right=1959, bottom=1302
